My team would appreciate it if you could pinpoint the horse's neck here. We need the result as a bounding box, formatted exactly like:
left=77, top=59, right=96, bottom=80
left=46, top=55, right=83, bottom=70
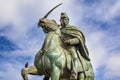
left=47, top=30, right=61, bottom=46
left=50, top=29, right=61, bottom=36
left=43, top=29, right=62, bottom=51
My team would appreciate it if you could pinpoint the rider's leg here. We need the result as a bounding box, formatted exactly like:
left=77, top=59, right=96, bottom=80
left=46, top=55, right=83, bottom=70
left=78, top=72, right=85, bottom=80
left=68, top=47, right=78, bottom=79
left=21, top=66, right=39, bottom=80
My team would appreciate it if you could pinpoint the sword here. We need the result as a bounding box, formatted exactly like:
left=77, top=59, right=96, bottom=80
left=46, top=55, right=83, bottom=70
left=44, top=3, right=63, bottom=18
left=38, top=3, right=63, bottom=27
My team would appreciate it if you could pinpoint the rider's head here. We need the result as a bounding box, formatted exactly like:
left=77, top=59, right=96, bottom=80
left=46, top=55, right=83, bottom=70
left=60, top=12, right=69, bottom=27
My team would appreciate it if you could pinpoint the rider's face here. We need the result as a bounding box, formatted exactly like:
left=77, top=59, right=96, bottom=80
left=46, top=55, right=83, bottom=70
left=60, top=17, right=69, bottom=27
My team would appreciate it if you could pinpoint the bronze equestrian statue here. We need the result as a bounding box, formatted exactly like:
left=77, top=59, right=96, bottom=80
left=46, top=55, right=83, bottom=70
left=21, top=3, right=94, bottom=80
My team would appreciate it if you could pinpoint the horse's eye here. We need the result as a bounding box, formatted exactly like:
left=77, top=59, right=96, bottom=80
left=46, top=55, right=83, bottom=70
left=39, top=22, right=45, bottom=26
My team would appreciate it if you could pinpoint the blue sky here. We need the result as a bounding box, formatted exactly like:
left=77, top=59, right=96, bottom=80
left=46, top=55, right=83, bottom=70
left=0, top=0, right=120, bottom=80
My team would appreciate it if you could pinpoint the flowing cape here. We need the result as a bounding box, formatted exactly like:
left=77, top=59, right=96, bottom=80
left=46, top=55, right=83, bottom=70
left=61, top=26, right=90, bottom=61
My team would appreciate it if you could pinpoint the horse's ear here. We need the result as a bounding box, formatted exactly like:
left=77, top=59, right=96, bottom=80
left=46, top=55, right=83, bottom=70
left=25, top=62, right=29, bottom=68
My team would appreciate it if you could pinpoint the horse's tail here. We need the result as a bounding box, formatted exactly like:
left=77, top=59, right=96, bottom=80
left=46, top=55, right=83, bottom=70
left=25, top=62, right=28, bottom=68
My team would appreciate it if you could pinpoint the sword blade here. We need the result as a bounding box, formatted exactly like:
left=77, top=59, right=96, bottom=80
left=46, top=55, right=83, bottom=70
left=44, top=3, right=63, bottom=18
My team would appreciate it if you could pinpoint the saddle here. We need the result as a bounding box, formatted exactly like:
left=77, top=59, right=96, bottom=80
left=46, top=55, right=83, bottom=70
left=63, top=49, right=90, bottom=73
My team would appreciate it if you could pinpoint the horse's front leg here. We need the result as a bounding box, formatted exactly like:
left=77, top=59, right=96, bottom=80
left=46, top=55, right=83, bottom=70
left=51, top=66, right=61, bottom=80
left=21, top=65, right=39, bottom=80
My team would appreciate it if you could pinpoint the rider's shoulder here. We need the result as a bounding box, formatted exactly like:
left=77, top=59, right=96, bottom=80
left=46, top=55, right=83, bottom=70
left=70, top=25, right=79, bottom=30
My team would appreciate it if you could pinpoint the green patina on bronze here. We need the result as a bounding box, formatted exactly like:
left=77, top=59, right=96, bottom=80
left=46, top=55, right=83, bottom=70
left=21, top=4, right=94, bottom=80
left=60, top=12, right=94, bottom=80
left=61, top=26, right=90, bottom=61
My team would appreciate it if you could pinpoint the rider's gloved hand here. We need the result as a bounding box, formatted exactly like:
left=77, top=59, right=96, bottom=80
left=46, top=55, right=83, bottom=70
left=64, top=40, right=70, bottom=45
left=64, top=38, right=79, bottom=46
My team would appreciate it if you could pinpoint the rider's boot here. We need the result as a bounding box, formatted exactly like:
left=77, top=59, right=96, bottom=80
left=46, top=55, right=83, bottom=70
left=70, top=58, right=78, bottom=80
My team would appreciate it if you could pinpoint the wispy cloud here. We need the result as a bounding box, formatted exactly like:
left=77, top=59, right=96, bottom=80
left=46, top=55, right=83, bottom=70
left=104, top=54, right=120, bottom=79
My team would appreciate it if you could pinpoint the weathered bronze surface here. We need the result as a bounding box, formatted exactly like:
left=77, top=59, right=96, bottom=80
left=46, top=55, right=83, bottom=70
left=21, top=4, right=94, bottom=80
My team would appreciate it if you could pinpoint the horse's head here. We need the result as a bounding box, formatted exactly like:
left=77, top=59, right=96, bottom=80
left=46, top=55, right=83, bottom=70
left=37, top=3, right=62, bottom=33
left=38, top=18, right=59, bottom=33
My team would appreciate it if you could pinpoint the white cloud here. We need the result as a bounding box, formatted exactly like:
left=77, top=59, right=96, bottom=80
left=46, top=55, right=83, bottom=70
left=0, top=62, right=22, bottom=80
left=103, top=0, right=120, bottom=21
left=85, top=24, right=120, bottom=80
left=86, top=31, right=107, bottom=69
left=75, top=0, right=120, bottom=23
left=103, top=54, right=120, bottom=79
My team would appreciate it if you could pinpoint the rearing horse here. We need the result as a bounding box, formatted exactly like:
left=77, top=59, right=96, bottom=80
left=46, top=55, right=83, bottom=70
left=21, top=3, right=94, bottom=80
left=21, top=18, right=94, bottom=80
left=21, top=18, right=72, bottom=80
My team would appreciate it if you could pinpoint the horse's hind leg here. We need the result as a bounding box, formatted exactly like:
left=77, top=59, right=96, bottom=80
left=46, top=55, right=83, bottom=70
left=21, top=65, right=39, bottom=80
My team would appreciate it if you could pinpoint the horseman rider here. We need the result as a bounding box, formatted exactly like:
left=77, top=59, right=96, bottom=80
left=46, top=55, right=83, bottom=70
left=60, top=12, right=91, bottom=79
